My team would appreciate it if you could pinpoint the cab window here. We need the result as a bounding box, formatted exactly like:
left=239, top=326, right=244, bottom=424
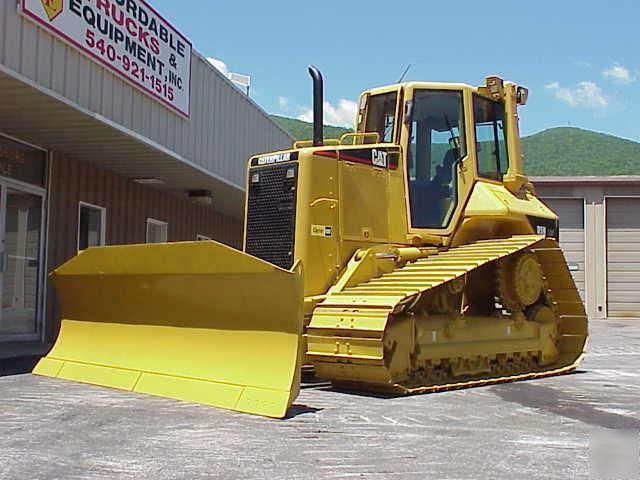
left=473, top=95, right=509, bottom=180
left=407, top=90, right=466, bottom=229
left=364, top=92, right=397, bottom=143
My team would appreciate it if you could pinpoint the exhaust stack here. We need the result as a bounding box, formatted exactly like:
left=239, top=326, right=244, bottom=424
left=308, top=65, right=323, bottom=146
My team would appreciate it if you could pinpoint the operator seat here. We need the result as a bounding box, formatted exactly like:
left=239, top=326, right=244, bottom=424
left=409, top=149, right=458, bottom=228
left=432, top=149, right=457, bottom=189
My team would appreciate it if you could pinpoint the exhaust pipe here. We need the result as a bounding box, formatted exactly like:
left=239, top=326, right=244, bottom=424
left=308, top=65, right=323, bottom=146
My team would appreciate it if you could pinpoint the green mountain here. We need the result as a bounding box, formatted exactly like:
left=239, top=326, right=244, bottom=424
left=271, top=116, right=640, bottom=176
left=522, top=127, right=640, bottom=176
left=270, top=115, right=352, bottom=142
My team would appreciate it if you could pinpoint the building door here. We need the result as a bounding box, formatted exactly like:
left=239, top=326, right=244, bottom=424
left=542, top=198, right=586, bottom=301
left=606, top=197, right=640, bottom=318
left=0, top=182, right=45, bottom=339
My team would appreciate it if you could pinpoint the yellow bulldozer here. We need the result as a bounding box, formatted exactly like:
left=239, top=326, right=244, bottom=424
left=34, top=67, right=587, bottom=418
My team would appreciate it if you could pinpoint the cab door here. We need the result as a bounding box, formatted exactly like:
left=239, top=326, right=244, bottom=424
left=398, top=84, right=476, bottom=245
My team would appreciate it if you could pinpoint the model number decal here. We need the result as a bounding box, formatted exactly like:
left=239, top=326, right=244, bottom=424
left=257, top=152, right=291, bottom=165
left=311, top=225, right=333, bottom=238
left=251, top=151, right=299, bottom=166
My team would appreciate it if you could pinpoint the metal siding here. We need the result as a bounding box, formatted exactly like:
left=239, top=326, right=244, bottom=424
left=212, top=77, right=222, bottom=173
left=543, top=198, right=586, bottom=300
left=50, top=36, right=65, bottom=94
left=220, top=81, right=229, bottom=179
left=79, top=55, right=93, bottom=107
left=21, top=17, right=38, bottom=79
left=2, top=1, right=20, bottom=70
left=606, top=198, right=640, bottom=317
left=35, top=27, right=51, bottom=85
left=193, top=60, right=204, bottom=164
left=120, top=76, right=133, bottom=130
left=111, top=75, right=123, bottom=126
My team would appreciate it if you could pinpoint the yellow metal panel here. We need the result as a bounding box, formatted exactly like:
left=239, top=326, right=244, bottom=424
left=314, top=362, right=391, bottom=384
left=32, top=357, right=63, bottom=377
left=34, top=241, right=303, bottom=418
left=57, top=362, right=140, bottom=391
left=236, top=387, right=297, bottom=418
left=306, top=335, right=383, bottom=359
left=339, top=162, right=389, bottom=242
left=310, top=311, right=388, bottom=331
left=293, top=153, right=340, bottom=297
left=327, top=294, right=404, bottom=306
left=135, top=374, right=243, bottom=412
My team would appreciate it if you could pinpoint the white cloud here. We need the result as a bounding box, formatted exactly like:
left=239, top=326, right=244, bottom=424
left=573, top=60, right=592, bottom=68
left=602, top=63, right=635, bottom=84
left=278, top=96, right=289, bottom=109
left=545, top=81, right=608, bottom=109
left=206, top=57, right=229, bottom=77
left=298, top=99, right=357, bottom=128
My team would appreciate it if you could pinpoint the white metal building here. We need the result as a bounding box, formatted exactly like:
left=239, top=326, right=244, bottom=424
left=534, top=176, right=640, bottom=319
left=0, top=0, right=292, bottom=358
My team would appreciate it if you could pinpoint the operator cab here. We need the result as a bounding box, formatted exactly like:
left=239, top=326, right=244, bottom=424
left=357, top=79, right=518, bottom=233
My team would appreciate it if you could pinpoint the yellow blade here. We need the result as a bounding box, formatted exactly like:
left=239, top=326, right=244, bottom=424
left=34, top=241, right=303, bottom=418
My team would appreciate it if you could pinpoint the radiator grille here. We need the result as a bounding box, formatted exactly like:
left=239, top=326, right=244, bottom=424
left=245, top=163, right=298, bottom=269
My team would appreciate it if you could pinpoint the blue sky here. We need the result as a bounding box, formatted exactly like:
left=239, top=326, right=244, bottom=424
left=152, top=0, right=639, bottom=141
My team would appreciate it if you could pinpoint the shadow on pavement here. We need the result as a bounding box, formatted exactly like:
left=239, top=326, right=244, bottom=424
left=310, top=370, right=592, bottom=401
left=284, top=404, right=323, bottom=419
left=0, top=356, right=40, bottom=377
left=316, top=385, right=404, bottom=399
left=300, top=376, right=331, bottom=389
left=491, top=381, right=640, bottom=430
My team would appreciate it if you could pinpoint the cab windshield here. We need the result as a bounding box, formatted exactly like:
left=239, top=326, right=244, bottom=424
left=407, top=90, right=466, bottom=229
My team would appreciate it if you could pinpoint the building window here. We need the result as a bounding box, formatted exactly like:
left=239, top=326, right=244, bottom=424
left=0, top=134, right=47, bottom=187
left=146, top=218, right=168, bottom=243
left=196, top=234, right=211, bottom=241
left=78, top=202, right=106, bottom=251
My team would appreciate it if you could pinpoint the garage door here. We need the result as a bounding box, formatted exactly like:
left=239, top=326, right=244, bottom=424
left=606, top=197, right=640, bottom=317
left=542, top=198, right=585, bottom=300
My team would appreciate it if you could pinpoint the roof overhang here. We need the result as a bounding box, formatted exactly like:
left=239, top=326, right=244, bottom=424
left=0, top=65, right=244, bottom=218
left=530, top=175, right=640, bottom=186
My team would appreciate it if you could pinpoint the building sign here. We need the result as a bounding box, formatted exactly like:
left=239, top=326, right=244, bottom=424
left=21, top=0, right=192, bottom=117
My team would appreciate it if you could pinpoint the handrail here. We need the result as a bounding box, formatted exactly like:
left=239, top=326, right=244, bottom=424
left=293, top=138, right=340, bottom=149
left=340, top=132, right=381, bottom=145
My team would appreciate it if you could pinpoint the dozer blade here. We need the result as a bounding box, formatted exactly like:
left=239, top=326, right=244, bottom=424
left=34, top=241, right=303, bottom=418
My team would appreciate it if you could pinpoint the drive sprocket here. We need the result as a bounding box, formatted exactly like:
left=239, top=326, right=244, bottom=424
left=497, top=252, right=544, bottom=311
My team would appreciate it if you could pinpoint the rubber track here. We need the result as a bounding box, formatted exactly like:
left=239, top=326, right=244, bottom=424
left=306, top=235, right=587, bottom=393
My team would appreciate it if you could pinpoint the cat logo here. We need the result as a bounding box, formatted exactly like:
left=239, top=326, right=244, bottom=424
left=39, top=0, right=63, bottom=21
left=371, top=149, right=388, bottom=168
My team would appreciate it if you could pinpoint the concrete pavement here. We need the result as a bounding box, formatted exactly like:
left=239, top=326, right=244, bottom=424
left=1, top=319, right=638, bottom=479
